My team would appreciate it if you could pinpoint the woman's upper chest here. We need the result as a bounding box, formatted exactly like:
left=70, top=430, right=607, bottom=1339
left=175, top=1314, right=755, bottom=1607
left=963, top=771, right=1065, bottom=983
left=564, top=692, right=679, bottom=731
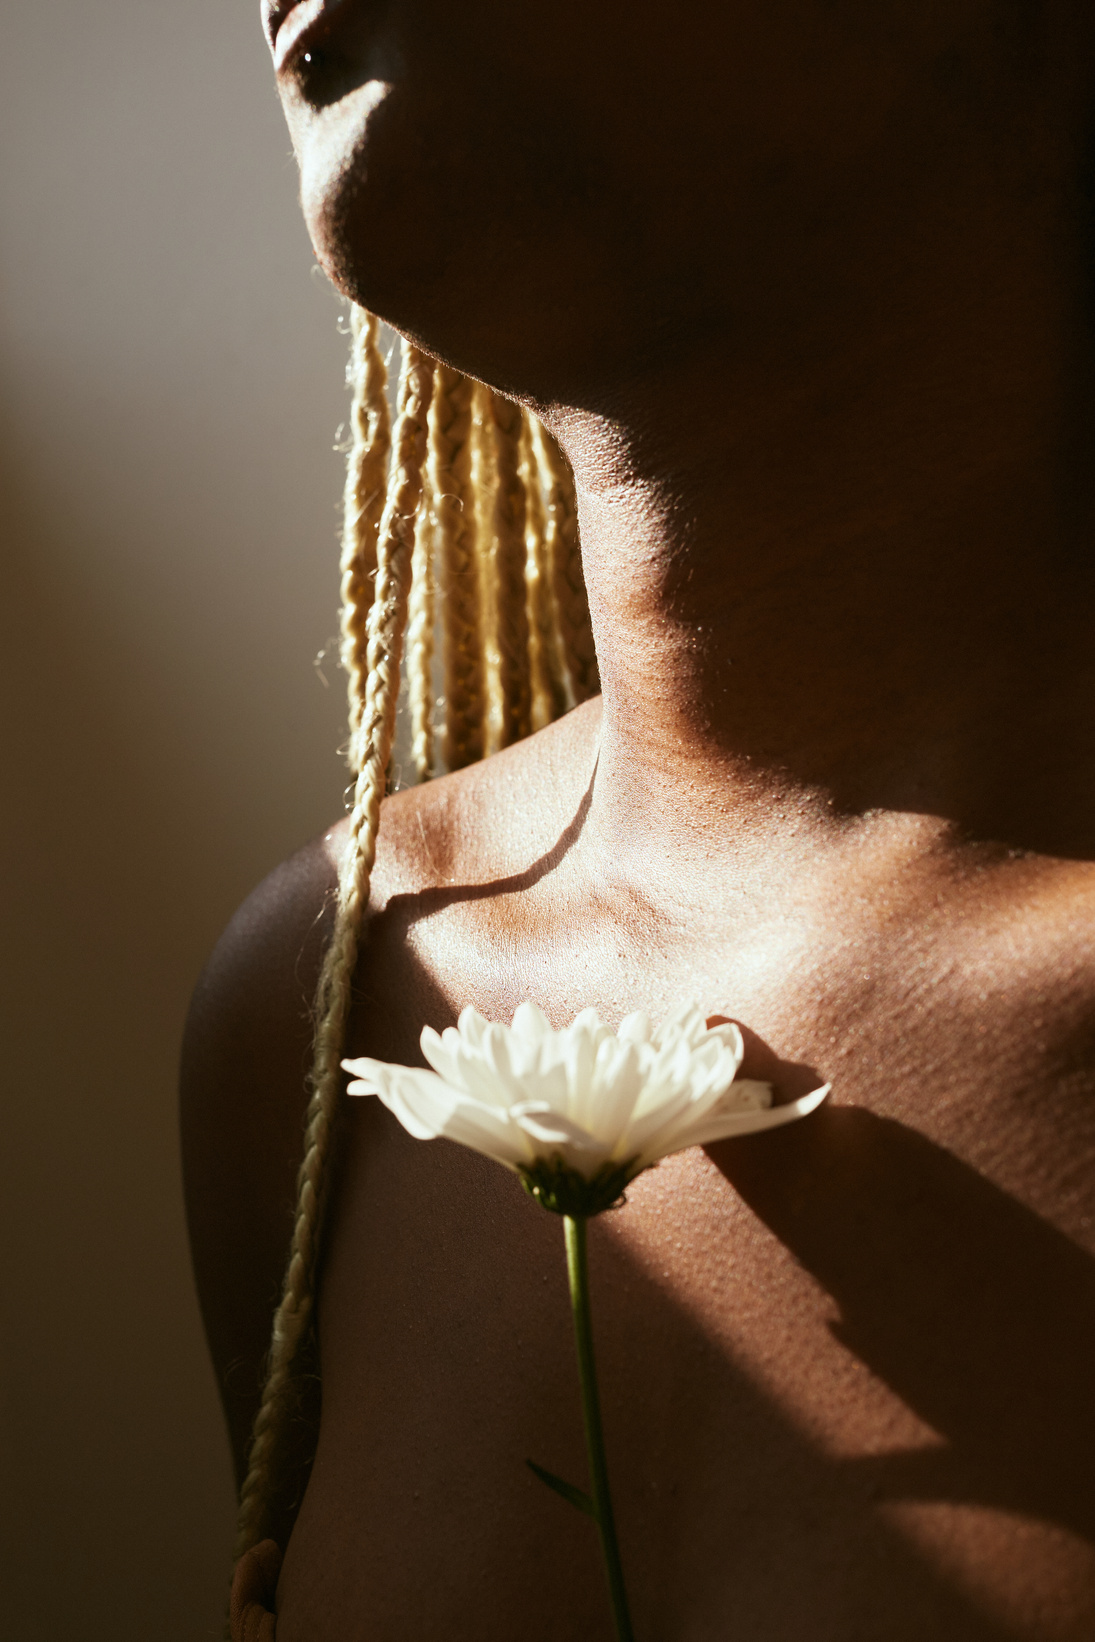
left=276, top=854, right=1095, bottom=1640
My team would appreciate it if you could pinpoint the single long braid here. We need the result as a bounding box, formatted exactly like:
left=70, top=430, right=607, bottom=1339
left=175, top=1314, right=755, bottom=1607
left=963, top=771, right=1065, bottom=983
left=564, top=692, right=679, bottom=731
left=531, top=417, right=599, bottom=704
left=520, top=413, right=568, bottom=729
left=234, top=338, right=434, bottom=1558
left=430, top=366, right=486, bottom=770
left=406, top=408, right=438, bottom=783
left=340, top=309, right=392, bottom=770
left=470, top=384, right=503, bottom=754
left=488, top=390, right=532, bottom=747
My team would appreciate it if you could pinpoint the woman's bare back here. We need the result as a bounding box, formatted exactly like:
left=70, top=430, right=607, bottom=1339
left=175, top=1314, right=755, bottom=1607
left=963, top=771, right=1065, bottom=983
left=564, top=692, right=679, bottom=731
left=185, top=698, right=1095, bottom=1640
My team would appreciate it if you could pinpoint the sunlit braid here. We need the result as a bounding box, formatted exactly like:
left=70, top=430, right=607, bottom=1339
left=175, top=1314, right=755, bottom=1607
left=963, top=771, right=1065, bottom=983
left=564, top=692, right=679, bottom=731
left=488, top=390, right=532, bottom=747
left=470, top=384, right=502, bottom=754
left=340, top=307, right=392, bottom=771
left=430, top=366, right=486, bottom=770
left=406, top=378, right=439, bottom=782
left=519, top=413, right=568, bottom=729
left=531, top=416, right=599, bottom=703
left=234, top=341, right=435, bottom=1558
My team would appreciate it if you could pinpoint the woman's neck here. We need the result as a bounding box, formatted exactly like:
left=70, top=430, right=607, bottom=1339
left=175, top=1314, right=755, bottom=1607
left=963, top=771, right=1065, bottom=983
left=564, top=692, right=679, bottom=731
left=550, top=195, right=1095, bottom=881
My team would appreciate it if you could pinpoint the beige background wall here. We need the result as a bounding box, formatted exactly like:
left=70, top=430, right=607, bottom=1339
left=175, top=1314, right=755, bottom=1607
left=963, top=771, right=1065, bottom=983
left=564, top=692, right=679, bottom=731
left=0, top=5, right=363, bottom=1635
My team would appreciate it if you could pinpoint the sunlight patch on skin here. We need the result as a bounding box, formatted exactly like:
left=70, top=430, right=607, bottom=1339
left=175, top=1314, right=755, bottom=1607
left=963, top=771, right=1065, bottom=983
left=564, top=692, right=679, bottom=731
left=881, top=1502, right=1095, bottom=1641
left=599, top=1148, right=943, bottom=1457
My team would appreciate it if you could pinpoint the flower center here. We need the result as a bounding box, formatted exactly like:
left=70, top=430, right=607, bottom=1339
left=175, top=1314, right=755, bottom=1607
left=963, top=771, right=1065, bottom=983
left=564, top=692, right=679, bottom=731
left=518, top=1154, right=639, bottom=1218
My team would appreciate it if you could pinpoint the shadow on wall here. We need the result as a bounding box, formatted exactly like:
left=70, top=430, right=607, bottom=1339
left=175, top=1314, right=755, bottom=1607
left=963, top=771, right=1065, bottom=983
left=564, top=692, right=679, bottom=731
left=0, top=416, right=227, bottom=1639
left=0, top=369, right=346, bottom=1636
left=0, top=3, right=375, bottom=1633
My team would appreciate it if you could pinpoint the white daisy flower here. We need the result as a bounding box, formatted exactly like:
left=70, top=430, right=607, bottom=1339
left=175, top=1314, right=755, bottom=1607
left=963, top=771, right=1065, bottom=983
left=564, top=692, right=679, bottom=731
left=343, top=1002, right=828, bottom=1216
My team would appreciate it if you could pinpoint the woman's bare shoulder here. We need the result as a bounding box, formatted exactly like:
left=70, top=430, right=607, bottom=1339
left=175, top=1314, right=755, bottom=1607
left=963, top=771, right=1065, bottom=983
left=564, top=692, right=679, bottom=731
left=179, top=700, right=601, bottom=1473
left=371, top=697, right=601, bottom=905
left=180, top=828, right=342, bottom=1477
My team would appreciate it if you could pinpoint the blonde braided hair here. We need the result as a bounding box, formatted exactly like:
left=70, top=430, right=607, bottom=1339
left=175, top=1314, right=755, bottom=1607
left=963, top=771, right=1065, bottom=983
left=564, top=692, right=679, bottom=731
left=532, top=415, right=599, bottom=704
left=521, top=414, right=568, bottom=730
left=432, top=365, right=486, bottom=771
left=487, top=389, right=533, bottom=749
left=233, top=313, right=594, bottom=1557
left=235, top=337, right=434, bottom=1554
left=340, top=309, right=392, bottom=771
left=470, top=383, right=504, bottom=754
left=406, top=491, right=437, bottom=784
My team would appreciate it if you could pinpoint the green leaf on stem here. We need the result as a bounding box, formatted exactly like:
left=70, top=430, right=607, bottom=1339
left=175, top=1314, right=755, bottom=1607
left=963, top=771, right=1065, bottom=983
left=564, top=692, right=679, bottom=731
left=526, top=1459, right=596, bottom=1518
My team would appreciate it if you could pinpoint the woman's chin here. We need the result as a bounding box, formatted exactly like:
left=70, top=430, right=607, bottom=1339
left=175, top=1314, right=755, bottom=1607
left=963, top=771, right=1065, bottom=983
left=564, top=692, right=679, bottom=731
left=295, top=81, right=406, bottom=306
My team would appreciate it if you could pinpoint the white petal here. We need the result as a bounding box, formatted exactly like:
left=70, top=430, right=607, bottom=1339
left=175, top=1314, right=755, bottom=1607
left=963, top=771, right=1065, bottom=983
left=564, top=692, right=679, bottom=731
left=715, top=1077, right=773, bottom=1111
left=512, top=1001, right=553, bottom=1042
left=456, top=1006, right=492, bottom=1048
left=582, top=1039, right=643, bottom=1146
left=477, top=1024, right=534, bottom=1102
left=622, top=1085, right=699, bottom=1159
left=511, top=1057, right=571, bottom=1112
left=512, top=1106, right=614, bottom=1177
left=421, top=1025, right=488, bottom=1092
left=562, top=1027, right=597, bottom=1121
left=682, top=1044, right=752, bottom=1109
left=638, top=1083, right=830, bottom=1166
left=625, top=1069, right=764, bottom=1161
left=341, top=1054, right=379, bottom=1085
left=627, top=1038, right=732, bottom=1134
left=443, top=1032, right=526, bottom=1107
left=652, top=1002, right=706, bottom=1050
left=565, top=1007, right=608, bottom=1072
left=512, top=1102, right=602, bottom=1153
left=343, top=1059, right=457, bottom=1141
left=419, top=1026, right=465, bottom=1087
left=618, top=1011, right=652, bottom=1046
left=433, top=1097, right=532, bottom=1170
left=635, top=1076, right=773, bottom=1160
left=678, top=1006, right=711, bottom=1046
left=701, top=1018, right=744, bottom=1069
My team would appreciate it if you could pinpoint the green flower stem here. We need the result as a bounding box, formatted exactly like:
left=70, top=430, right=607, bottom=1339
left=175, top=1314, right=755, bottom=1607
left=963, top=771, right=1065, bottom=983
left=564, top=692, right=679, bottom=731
left=564, top=1214, right=635, bottom=1642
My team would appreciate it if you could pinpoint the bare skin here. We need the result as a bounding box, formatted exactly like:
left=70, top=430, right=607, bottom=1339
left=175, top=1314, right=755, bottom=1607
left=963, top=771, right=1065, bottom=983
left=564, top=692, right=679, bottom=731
left=182, top=2, right=1095, bottom=1636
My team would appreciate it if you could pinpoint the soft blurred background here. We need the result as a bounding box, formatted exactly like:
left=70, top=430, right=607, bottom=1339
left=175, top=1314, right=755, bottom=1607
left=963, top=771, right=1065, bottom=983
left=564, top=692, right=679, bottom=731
left=0, top=4, right=364, bottom=1635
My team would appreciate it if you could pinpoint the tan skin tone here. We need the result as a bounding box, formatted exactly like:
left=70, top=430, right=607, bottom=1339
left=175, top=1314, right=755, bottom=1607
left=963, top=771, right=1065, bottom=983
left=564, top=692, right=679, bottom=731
left=182, top=1, right=1095, bottom=1635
